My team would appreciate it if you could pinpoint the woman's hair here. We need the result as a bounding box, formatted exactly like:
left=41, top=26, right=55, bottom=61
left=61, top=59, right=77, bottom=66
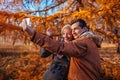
left=61, top=24, right=71, bottom=34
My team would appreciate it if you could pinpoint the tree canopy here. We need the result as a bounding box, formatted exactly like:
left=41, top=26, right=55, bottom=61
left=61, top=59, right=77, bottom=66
left=0, top=0, right=120, bottom=44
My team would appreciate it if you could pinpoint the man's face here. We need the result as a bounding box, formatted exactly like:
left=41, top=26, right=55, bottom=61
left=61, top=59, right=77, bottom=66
left=62, top=28, right=73, bottom=42
left=71, top=22, right=83, bottom=39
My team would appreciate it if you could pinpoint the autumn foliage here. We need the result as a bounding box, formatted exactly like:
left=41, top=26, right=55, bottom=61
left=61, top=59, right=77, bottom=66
left=0, top=0, right=120, bottom=80
left=0, top=53, right=52, bottom=80
left=0, top=0, right=120, bottom=43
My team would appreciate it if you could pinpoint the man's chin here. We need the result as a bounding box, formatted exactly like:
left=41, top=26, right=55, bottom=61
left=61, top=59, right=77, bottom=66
left=74, top=36, right=79, bottom=39
left=74, top=34, right=81, bottom=39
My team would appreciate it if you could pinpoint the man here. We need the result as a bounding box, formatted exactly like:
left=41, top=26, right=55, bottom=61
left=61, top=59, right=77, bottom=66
left=22, top=19, right=101, bottom=80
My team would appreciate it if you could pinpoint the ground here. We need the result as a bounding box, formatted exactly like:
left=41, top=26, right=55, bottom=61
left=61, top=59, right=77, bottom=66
left=0, top=41, right=120, bottom=80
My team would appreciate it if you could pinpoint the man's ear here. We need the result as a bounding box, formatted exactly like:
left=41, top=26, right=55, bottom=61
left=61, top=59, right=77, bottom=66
left=83, top=27, right=88, bottom=31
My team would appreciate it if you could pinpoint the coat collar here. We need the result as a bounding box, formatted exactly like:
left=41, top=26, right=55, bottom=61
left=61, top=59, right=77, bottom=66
left=79, top=31, right=94, bottom=38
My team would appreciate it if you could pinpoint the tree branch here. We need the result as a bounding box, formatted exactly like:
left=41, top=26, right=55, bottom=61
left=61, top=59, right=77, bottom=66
left=26, top=0, right=67, bottom=14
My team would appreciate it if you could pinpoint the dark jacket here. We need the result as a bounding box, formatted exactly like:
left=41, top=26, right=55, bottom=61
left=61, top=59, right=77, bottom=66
left=40, top=48, right=69, bottom=80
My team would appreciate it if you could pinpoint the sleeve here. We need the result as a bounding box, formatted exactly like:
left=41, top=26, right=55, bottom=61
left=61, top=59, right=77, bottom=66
left=25, top=27, right=87, bottom=57
left=40, top=48, right=52, bottom=58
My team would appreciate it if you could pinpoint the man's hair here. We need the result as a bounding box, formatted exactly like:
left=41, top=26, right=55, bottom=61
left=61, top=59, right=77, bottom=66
left=70, top=19, right=87, bottom=29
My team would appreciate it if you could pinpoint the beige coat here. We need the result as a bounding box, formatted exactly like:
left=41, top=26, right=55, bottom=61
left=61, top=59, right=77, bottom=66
left=26, top=27, right=101, bottom=80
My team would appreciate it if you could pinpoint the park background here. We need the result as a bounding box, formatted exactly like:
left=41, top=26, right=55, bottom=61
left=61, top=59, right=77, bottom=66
left=0, top=0, right=120, bottom=80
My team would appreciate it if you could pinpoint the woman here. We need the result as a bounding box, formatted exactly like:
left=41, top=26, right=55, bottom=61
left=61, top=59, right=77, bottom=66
left=41, top=24, right=74, bottom=80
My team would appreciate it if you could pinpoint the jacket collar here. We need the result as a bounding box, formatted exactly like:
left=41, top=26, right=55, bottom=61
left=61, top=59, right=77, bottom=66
left=79, top=31, right=94, bottom=38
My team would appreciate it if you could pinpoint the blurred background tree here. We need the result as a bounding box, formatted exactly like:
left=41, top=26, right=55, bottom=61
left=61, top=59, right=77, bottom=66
left=0, top=0, right=120, bottom=52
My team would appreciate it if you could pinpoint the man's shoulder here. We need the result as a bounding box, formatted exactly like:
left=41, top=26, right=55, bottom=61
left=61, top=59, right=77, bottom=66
left=75, top=35, right=92, bottom=42
left=75, top=35, right=102, bottom=48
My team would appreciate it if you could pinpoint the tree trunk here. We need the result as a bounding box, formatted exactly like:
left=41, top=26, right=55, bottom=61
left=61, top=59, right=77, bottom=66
left=117, top=45, right=120, bottom=53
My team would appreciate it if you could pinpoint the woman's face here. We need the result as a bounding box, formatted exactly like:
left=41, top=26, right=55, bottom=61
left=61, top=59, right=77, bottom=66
left=62, top=28, right=73, bottom=42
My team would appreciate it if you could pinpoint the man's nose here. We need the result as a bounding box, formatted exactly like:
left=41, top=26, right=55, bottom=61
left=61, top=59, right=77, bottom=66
left=72, top=30, right=75, bottom=34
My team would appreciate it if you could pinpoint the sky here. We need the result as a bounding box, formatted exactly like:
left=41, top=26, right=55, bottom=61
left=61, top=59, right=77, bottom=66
left=22, top=0, right=59, bottom=16
left=0, top=0, right=60, bottom=16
